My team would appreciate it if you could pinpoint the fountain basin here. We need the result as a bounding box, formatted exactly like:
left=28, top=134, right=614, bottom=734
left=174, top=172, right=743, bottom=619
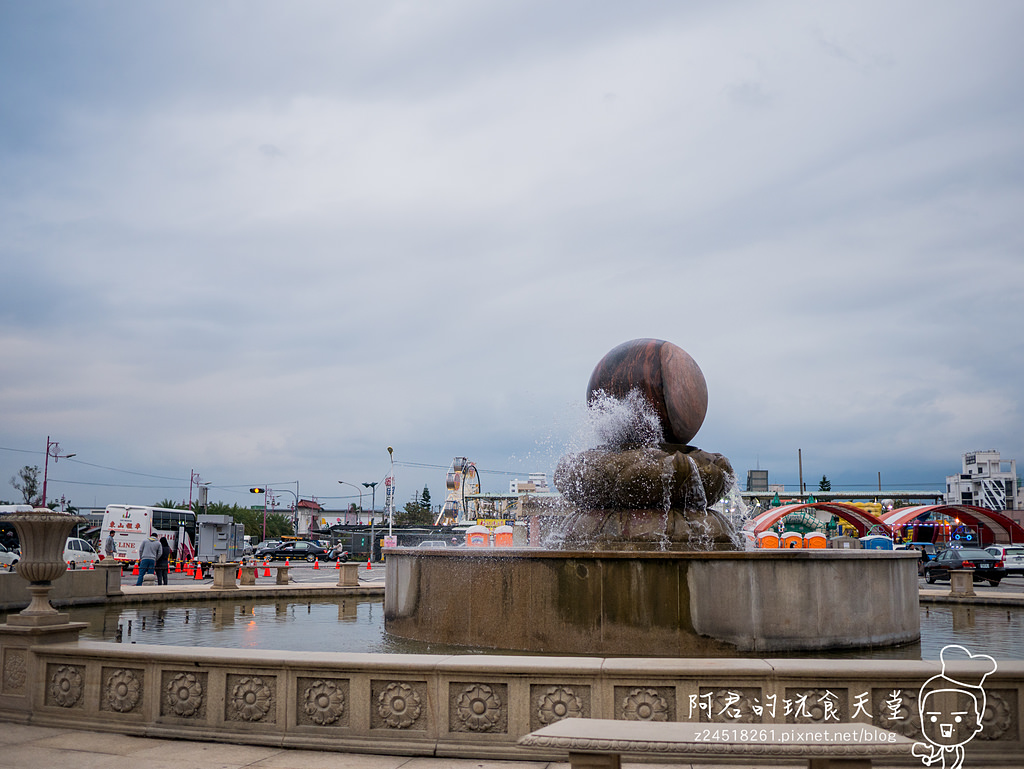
left=385, top=549, right=921, bottom=655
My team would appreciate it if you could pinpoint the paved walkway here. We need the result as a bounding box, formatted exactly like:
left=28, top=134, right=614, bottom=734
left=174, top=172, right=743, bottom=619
left=0, top=722, right=808, bottom=769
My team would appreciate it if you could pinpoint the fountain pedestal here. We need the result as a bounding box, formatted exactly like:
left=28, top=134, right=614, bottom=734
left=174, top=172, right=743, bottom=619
left=385, top=548, right=922, bottom=655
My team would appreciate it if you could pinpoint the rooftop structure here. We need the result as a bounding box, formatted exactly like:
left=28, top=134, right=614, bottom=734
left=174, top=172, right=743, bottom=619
left=946, top=449, right=1018, bottom=511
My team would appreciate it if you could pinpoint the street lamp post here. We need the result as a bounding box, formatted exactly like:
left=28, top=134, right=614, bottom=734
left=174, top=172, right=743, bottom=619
left=387, top=446, right=395, bottom=536
left=338, top=481, right=363, bottom=524
left=42, top=436, right=75, bottom=509
left=362, top=482, right=380, bottom=563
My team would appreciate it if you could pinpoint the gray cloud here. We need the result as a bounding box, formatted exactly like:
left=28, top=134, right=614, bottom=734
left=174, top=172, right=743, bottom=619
left=2, top=1, right=1022, bottom=509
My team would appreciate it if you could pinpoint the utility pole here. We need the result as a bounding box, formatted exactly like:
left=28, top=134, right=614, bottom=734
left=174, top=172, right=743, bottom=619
left=798, top=448, right=804, bottom=495
left=43, top=437, right=75, bottom=508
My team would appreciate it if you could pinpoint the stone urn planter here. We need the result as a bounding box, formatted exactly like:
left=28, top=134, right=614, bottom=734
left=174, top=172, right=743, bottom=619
left=6, top=508, right=85, bottom=626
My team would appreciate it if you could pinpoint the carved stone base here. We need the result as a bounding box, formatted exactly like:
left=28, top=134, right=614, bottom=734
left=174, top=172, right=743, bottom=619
left=559, top=507, right=737, bottom=552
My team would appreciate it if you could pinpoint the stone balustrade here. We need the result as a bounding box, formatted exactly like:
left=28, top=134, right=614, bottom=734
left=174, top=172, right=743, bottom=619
left=0, top=564, right=122, bottom=612
left=1, top=636, right=1021, bottom=763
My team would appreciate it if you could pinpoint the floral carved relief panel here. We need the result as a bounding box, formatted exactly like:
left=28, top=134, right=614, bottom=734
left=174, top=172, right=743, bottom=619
left=102, top=667, right=143, bottom=714
left=1, top=648, right=27, bottom=696
left=226, top=674, right=276, bottom=724
left=449, top=682, right=507, bottom=734
left=615, top=686, right=675, bottom=722
left=371, top=680, right=426, bottom=730
left=161, top=670, right=207, bottom=720
left=530, top=684, right=590, bottom=732
left=297, top=677, right=349, bottom=727
left=46, top=663, right=84, bottom=709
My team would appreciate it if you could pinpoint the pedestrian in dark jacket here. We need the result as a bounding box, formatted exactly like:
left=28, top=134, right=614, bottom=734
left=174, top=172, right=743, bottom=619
left=155, top=536, right=171, bottom=586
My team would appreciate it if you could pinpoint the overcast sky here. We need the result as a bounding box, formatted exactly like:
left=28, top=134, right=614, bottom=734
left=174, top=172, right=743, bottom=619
left=2, top=1, right=1022, bottom=515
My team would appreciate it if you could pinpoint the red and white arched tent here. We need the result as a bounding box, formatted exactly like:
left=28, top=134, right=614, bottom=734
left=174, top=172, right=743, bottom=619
left=742, top=502, right=892, bottom=539
left=881, top=504, right=1024, bottom=546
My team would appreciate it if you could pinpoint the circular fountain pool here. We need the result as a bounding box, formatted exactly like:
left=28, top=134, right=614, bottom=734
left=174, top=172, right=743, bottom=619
left=5, top=595, right=1020, bottom=660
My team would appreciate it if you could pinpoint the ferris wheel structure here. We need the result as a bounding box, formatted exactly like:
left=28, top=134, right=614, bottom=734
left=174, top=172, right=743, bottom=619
left=435, top=456, right=481, bottom=525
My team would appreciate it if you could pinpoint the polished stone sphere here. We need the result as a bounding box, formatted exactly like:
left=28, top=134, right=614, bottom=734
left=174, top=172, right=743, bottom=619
left=587, top=338, right=708, bottom=445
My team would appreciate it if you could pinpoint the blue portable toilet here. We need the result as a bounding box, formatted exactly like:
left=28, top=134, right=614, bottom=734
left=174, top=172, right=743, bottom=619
left=860, top=534, right=893, bottom=550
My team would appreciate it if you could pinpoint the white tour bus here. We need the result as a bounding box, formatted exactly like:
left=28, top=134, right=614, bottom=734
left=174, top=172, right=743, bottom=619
left=101, top=505, right=197, bottom=562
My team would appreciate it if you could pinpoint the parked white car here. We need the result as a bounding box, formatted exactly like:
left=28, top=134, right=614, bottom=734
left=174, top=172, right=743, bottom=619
left=64, top=537, right=99, bottom=568
left=986, top=545, right=1024, bottom=576
left=0, top=542, right=18, bottom=571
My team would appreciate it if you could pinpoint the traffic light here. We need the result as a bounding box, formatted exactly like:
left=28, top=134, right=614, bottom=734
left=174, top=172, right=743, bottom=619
left=250, top=487, right=265, bottom=494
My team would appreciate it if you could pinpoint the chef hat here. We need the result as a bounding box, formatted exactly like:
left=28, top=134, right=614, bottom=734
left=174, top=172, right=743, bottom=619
left=926, top=644, right=997, bottom=693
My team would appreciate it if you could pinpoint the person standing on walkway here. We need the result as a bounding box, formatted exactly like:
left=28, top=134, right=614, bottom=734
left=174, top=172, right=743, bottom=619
left=155, top=536, right=171, bottom=585
left=103, top=529, right=116, bottom=561
left=136, top=534, right=161, bottom=585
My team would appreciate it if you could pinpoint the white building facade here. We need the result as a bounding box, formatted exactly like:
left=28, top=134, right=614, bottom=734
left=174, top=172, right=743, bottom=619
left=945, top=450, right=1018, bottom=511
left=509, top=473, right=550, bottom=494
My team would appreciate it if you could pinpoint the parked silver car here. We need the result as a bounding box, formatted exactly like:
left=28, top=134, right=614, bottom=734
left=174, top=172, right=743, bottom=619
left=986, top=545, right=1024, bottom=576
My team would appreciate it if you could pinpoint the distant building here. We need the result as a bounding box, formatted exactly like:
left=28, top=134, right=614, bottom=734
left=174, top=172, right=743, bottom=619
left=945, top=450, right=1018, bottom=511
left=296, top=499, right=324, bottom=535
left=746, top=470, right=769, bottom=492
left=510, top=473, right=550, bottom=494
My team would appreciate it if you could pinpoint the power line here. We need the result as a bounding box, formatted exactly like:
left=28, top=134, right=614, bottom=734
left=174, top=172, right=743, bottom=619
left=0, top=446, right=42, bottom=456
left=64, top=458, right=185, bottom=482
left=396, top=460, right=530, bottom=477
left=47, top=478, right=188, bottom=490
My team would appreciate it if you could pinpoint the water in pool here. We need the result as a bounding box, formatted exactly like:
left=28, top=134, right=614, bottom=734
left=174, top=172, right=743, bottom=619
left=6, top=598, right=1021, bottom=661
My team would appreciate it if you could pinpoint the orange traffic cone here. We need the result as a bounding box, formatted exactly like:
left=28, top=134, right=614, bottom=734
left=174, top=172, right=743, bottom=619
left=285, top=558, right=290, bottom=568
left=132, top=563, right=139, bottom=576
left=334, top=559, right=341, bottom=570
left=366, top=559, right=371, bottom=570
left=193, top=563, right=204, bottom=580
left=262, top=560, right=271, bottom=577
left=313, top=559, right=320, bottom=570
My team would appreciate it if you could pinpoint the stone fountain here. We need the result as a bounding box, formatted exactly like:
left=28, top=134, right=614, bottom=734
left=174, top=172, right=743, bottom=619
left=554, top=338, right=737, bottom=551
left=385, top=340, right=921, bottom=655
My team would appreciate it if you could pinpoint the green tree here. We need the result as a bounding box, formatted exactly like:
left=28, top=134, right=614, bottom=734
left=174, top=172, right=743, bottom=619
left=818, top=475, right=831, bottom=492
left=264, top=513, right=293, bottom=539
left=10, top=465, right=42, bottom=506
left=154, top=498, right=186, bottom=509
left=395, top=489, right=435, bottom=526
left=185, top=501, right=293, bottom=541
left=420, top=485, right=431, bottom=512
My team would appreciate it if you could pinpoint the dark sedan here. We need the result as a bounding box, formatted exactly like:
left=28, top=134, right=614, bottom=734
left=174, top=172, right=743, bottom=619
left=923, top=547, right=1007, bottom=587
left=255, top=540, right=331, bottom=562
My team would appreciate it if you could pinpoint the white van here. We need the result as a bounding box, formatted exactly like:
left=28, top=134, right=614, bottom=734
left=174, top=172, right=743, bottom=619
left=64, top=537, right=99, bottom=568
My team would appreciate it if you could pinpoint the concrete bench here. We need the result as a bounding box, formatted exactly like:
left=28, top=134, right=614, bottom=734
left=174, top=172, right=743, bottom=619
left=519, top=718, right=913, bottom=768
